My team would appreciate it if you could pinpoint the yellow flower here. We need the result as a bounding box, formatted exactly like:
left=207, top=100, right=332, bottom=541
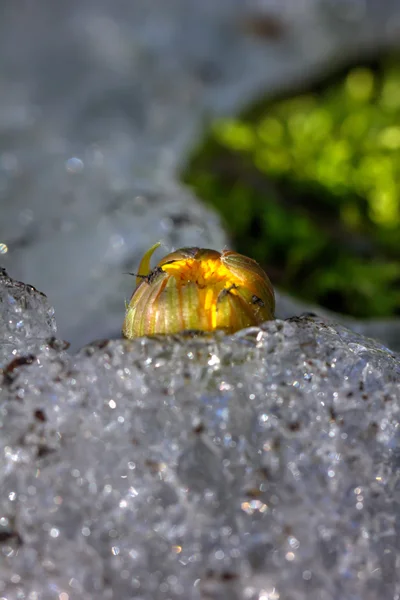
left=122, top=243, right=275, bottom=338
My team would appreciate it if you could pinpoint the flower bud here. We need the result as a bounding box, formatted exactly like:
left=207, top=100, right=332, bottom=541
left=122, top=243, right=275, bottom=338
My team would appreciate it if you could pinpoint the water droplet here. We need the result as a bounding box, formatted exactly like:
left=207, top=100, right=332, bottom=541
left=50, top=527, right=59, bottom=538
left=66, top=157, right=84, bottom=173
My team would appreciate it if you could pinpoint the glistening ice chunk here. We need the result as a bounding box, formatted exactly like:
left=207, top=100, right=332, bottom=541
left=0, top=268, right=57, bottom=367
left=0, top=313, right=399, bottom=599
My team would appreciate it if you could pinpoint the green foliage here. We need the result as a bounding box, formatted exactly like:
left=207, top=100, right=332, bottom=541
left=183, top=60, right=400, bottom=318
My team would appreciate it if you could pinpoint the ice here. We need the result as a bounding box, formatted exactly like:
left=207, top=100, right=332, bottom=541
left=0, top=295, right=399, bottom=598
left=0, top=268, right=59, bottom=368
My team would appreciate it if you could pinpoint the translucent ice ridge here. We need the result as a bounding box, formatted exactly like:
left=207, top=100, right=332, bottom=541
left=0, top=268, right=58, bottom=368
left=0, top=271, right=399, bottom=600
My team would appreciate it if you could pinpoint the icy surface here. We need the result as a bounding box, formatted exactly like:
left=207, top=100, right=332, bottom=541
left=1, top=0, right=400, bottom=348
left=0, top=271, right=399, bottom=599
left=0, top=268, right=58, bottom=368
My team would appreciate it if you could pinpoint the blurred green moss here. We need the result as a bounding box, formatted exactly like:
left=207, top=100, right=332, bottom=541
left=183, top=59, right=400, bottom=318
